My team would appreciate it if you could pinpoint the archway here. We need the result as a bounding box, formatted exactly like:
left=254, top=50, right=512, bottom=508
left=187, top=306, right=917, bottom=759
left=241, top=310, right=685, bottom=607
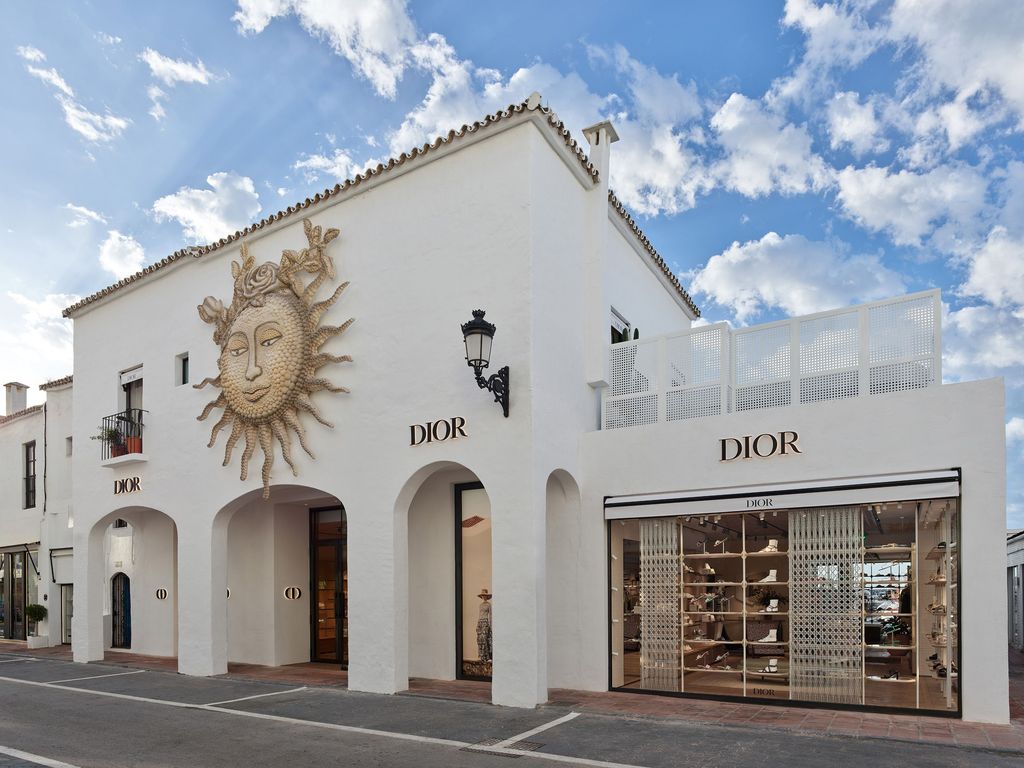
left=545, top=469, right=584, bottom=690
left=394, top=461, right=492, bottom=687
left=78, top=507, right=178, bottom=661
left=214, top=484, right=346, bottom=667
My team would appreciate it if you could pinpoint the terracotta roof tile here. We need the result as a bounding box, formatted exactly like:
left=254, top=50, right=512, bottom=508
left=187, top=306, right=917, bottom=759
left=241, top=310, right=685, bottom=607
left=63, top=96, right=696, bottom=319
left=607, top=190, right=700, bottom=317
left=0, top=404, right=43, bottom=427
left=39, top=375, right=73, bottom=391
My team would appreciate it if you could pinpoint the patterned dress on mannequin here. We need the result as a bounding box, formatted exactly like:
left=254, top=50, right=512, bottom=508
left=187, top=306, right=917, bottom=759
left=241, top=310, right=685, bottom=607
left=477, top=596, right=493, bottom=663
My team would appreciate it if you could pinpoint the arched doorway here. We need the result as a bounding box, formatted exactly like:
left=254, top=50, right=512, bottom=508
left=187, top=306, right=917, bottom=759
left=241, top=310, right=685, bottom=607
left=216, top=484, right=346, bottom=668
left=111, top=572, right=131, bottom=649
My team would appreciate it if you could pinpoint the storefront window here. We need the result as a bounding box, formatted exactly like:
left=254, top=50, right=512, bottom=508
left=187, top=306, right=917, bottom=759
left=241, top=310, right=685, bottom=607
left=456, top=483, right=492, bottom=680
left=610, top=498, right=959, bottom=712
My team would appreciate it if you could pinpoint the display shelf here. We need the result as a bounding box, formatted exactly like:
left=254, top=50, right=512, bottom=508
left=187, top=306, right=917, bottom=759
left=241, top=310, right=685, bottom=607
left=747, top=640, right=790, bottom=646
left=683, top=666, right=742, bottom=673
left=683, top=581, right=743, bottom=587
left=684, top=552, right=743, bottom=558
left=864, top=643, right=915, bottom=650
left=864, top=546, right=912, bottom=555
left=865, top=612, right=915, bottom=617
left=926, top=545, right=956, bottom=560
left=684, top=611, right=745, bottom=616
left=745, top=551, right=788, bottom=557
left=745, top=580, right=789, bottom=587
left=748, top=611, right=789, bottom=616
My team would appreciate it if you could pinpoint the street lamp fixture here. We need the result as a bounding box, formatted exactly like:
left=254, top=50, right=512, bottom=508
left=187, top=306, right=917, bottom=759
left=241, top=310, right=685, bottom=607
left=461, top=309, right=509, bottom=417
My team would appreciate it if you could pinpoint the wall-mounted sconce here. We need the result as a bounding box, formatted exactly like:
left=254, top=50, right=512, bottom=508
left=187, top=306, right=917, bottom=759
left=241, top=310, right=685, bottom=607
left=461, top=309, right=509, bottom=417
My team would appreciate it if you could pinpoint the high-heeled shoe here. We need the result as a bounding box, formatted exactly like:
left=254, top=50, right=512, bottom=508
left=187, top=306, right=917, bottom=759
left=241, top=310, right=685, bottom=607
left=695, top=651, right=709, bottom=664
left=757, top=658, right=779, bottom=673
left=760, top=599, right=780, bottom=613
left=928, top=570, right=947, bottom=585
left=882, top=669, right=899, bottom=680
left=702, top=563, right=716, bottom=577
left=712, top=652, right=729, bottom=665
left=758, top=539, right=779, bottom=553
left=713, top=538, right=728, bottom=553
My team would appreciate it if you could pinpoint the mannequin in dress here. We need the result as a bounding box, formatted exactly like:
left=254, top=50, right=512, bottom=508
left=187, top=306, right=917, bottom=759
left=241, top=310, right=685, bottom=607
left=477, top=588, right=493, bottom=664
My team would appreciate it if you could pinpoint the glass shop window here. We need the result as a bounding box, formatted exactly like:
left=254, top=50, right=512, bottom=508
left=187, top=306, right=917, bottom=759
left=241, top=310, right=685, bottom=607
left=23, top=441, right=36, bottom=509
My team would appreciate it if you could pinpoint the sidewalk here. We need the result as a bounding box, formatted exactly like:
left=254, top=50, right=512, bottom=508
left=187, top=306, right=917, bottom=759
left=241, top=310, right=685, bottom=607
left=4, top=639, right=1022, bottom=753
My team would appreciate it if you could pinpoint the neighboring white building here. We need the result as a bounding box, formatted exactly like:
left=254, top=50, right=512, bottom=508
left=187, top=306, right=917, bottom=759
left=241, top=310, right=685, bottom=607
left=0, top=377, right=74, bottom=646
left=1007, top=531, right=1024, bottom=652
left=1, top=95, right=1001, bottom=723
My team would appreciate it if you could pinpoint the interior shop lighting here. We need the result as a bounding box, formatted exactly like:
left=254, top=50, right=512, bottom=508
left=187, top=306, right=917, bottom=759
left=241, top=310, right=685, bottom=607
left=461, top=309, right=510, bottom=417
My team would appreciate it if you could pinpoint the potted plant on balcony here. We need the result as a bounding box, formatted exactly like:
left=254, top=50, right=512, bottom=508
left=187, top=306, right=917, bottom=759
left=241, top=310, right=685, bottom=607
left=91, top=425, right=126, bottom=457
left=24, top=603, right=48, bottom=648
left=118, top=412, right=143, bottom=454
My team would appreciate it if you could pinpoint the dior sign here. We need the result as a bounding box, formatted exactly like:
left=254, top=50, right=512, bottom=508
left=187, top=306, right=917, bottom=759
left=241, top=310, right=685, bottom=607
left=114, top=476, right=142, bottom=494
left=720, top=431, right=801, bottom=462
left=410, top=417, right=468, bottom=446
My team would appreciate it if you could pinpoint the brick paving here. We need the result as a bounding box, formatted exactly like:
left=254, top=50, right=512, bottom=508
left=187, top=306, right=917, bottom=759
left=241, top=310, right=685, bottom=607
left=3, top=639, right=1023, bottom=753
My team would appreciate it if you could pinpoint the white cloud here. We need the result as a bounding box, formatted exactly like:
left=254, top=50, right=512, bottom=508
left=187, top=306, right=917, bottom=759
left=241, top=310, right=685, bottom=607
left=56, top=95, right=130, bottom=142
left=16, top=45, right=46, bottom=62
left=827, top=91, right=888, bottom=155
left=152, top=171, right=262, bottom=244
left=0, top=292, right=80, bottom=395
left=98, top=230, right=145, bottom=278
left=139, top=48, right=213, bottom=86
left=1008, top=417, right=1024, bottom=445
left=836, top=164, right=987, bottom=246
left=293, top=148, right=357, bottom=183
left=943, top=304, right=1024, bottom=382
left=889, top=0, right=1024, bottom=128
left=688, top=231, right=905, bottom=323
left=147, top=85, right=168, bottom=121
left=710, top=94, right=832, bottom=197
left=65, top=203, right=107, bottom=227
left=26, top=65, right=74, bottom=97
left=97, top=33, right=122, bottom=46
left=233, top=0, right=417, bottom=99
left=961, top=227, right=1024, bottom=308
left=591, top=44, right=702, bottom=126
left=771, top=0, right=883, bottom=105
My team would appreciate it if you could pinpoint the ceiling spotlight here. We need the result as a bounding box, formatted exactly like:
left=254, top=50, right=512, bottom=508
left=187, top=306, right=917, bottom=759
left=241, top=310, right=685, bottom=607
left=758, top=511, right=765, bottom=521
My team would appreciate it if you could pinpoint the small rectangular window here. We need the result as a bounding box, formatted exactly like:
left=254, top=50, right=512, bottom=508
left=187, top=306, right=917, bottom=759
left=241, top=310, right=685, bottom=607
left=23, top=441, right=36, bottom=509
left=66, top=436, right=73, bottom=456
left=176, top=353, right=190, bottom=386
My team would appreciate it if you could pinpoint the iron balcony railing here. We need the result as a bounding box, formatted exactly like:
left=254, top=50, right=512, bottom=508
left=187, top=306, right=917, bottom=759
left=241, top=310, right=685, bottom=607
left=98, top=409, right=146, bottom=460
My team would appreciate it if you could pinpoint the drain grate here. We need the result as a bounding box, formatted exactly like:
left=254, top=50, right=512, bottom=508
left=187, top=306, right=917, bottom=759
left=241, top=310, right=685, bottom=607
left=461, top=738, right=544, bottom=758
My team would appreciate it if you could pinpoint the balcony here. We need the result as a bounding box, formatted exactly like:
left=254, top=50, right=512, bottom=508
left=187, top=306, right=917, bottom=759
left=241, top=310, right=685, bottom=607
left=602, top=290, right=940, bottom=430
left=97, top=408, right=147, bottom=466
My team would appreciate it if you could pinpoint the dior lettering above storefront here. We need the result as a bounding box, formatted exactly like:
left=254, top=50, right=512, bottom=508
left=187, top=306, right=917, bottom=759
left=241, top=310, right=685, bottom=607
left=720, top=431, right=800, bottom=462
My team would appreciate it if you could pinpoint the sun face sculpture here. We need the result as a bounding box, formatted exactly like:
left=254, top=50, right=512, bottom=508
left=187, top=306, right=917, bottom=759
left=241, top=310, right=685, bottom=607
left=195, top=218, right=353, bottom=498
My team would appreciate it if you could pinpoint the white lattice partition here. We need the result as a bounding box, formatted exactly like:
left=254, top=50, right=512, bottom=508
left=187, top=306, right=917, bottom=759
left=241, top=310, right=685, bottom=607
left=603, top=339, right=659, bottom=429
left=665, top=324, right=729, bottom=421
left=867, top=293, right=939, bottom=395
left=798, top=310, right=860, bottom=404
left=733, top=323, right=792, bottom=412
left=639, top=518, right=680, bottom=690
left=789, top=507, right=863, bottom=705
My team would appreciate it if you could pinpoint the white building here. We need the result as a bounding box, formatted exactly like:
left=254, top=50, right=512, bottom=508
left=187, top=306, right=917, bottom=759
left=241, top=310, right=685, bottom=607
left=0, top=378, right=74, bottom=646
left=14, top=94, right=1004, bottom=723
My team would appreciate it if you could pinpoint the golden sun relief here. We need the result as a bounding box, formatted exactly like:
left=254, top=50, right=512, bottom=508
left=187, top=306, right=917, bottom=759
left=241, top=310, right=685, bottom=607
left=195, top=218, right=353, bottom=497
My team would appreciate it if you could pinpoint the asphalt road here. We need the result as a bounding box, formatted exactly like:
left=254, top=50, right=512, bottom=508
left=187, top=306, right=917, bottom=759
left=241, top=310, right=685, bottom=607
left=0, top=654, right=1010, bottom=768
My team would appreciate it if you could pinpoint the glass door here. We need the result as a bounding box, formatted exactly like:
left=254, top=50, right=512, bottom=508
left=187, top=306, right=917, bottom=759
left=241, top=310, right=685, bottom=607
left=61, top=584, right=73, bottom=644
left=311, top=507, right=347, bottom=665
left=0, top=555, right=6, bottom=638
left=10, top=553, right=24, bottom=641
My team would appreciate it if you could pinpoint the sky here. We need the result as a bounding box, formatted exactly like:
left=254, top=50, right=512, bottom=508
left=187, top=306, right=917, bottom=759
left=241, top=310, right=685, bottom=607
left=1, top=1, right=1022, bottom=524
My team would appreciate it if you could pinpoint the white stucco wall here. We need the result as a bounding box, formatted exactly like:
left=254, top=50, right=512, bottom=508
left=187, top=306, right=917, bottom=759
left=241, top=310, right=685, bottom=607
left=0, top=408, right=43, bottom=547
left=581, top=377, right=1008, bottom=723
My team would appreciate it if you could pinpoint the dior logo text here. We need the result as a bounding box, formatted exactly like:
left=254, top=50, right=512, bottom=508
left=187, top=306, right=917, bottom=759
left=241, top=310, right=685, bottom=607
left=747, top=498, right=774, bottom=508
left=720, top=431, right=801, bottom=462
left=410, top=417, right=468, bottom=446
left=114, top=476, right=142, bottom=494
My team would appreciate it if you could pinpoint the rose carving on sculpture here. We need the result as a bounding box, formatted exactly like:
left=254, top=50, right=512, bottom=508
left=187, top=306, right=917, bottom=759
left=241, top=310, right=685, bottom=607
left=195, top=218, right=353, bottom=498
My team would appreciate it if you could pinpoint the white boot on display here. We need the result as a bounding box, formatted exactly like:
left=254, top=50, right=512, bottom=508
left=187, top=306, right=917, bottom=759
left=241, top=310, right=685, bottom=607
left=759, top=539, right=779, bottom=553
left=754, top=628, right=778, bottom=643
left=761, top=598, right=780, bottom=613
left=758, top=569, right=778, bottom=583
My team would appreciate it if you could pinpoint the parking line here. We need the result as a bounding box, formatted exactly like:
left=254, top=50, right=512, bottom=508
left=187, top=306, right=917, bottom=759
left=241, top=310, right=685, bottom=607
left=492, top=711, right=581, bottom=748
left=0, top=745, right=83, bottom=768
left=0, top=658, right=34, bottom=664
left=48, top=669, right=146, bottom=684
left=204, top=686, right=307, bottom=707
left=0, top=674, right=648, bottom=768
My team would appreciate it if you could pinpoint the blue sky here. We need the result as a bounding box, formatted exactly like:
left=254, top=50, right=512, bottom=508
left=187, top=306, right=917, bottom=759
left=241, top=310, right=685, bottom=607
left=2, top=1, right=1022, bottom=523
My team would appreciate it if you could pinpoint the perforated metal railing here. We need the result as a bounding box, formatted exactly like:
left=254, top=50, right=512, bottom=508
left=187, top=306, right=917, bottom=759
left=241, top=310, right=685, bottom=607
left=602, top=290, right=940, bottom=430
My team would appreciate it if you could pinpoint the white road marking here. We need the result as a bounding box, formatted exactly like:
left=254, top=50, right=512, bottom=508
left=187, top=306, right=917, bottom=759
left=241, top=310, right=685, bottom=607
left=48, top=669, right=146, bottom=684
left=204, top=686, right=307, bottom=706
left=0, top=744, right=83, bottom=768
left=0, top=658, right=35, bottom=664
left=492, top=711, right=581, bottom=748
left=0, top=674, right=648, bottom=768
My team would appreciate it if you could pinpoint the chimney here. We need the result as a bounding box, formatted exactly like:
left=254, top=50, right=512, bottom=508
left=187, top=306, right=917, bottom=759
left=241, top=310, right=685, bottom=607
left=4, top=382, right=28, bottom=416
left=582, top=120, right=619, bottom=189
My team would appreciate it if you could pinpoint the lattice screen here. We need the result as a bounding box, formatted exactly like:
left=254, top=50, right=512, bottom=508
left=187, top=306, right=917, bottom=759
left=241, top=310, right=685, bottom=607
left=866, top=294, right=936, bottom=393
left=798, top=311, right=860, bottom=404
left=664, top=326, right=726, bottom=421
left=639, top=518, right=680, bottom=690
left=734, top=324, right=792, bottom=412
left=604, top=341, right=659, bottom=429
left=790, top=507, right=863, bottom=705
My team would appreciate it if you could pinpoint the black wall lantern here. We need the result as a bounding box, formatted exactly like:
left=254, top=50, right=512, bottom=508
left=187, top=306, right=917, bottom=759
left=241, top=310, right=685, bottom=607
left=461, top=309, right=509, bottom=417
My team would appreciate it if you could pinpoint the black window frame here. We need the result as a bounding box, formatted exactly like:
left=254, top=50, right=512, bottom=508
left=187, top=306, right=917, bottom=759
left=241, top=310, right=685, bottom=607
left=23, top=441, right=36, bottom=509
